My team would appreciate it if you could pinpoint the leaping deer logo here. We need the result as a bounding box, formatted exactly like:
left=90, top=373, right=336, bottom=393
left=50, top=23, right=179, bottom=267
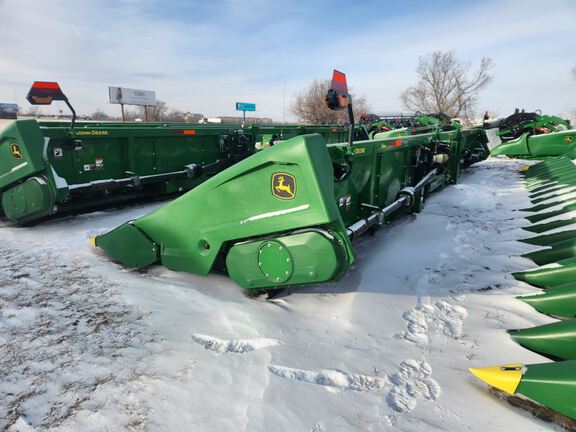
left=272, top=173, right=296, bottom=200
left=10, top=144, right=23, bottom=160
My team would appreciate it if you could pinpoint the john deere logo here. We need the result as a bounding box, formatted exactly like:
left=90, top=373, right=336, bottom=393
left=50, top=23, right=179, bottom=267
left=565, top=136, right=574, bottom=143
left=10, top=144, right=23, bottom=159
left=272, top=172, right=296, bottom=200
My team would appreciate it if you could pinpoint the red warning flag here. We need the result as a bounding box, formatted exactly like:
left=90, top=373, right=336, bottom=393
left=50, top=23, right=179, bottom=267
left=331, top=70, right=348, bottom=95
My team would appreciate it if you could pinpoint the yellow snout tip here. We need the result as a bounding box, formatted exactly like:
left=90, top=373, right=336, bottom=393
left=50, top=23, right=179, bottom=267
left=89, top=236, right=97, bottom=247
left=469, top=363, right=524, bottom=395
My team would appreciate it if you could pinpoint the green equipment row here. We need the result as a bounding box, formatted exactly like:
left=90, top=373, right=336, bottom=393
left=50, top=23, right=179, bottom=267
left=0, top=119, right=360, bottom=224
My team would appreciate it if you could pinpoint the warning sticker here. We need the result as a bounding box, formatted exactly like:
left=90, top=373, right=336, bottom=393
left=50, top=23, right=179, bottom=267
left=338, top=194, right=352, bottom=211
left=95, top=158, right=104, bottom=170
left=53, top=147, right=63, bottom=159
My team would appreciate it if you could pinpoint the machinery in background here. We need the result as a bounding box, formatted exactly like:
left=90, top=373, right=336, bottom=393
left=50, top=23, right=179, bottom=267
left=488, top=109, right=574, bottom=158
left=364, top=111, right=461, bottom=139
left=491, top=109, right=571, bottom=142
left=0, top=81, right=489, bottom=225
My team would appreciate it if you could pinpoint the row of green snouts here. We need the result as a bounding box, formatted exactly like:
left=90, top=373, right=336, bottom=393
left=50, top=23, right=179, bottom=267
left=93, top=127, right=488, bottom=292
left=0, top=120, right=370, bottom=224
left=470, top=151, right=576, bottom=422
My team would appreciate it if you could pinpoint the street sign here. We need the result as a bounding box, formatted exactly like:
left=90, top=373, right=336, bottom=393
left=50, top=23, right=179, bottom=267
left=109, top=86, right=156, bottom=106
left=236, top=102, right=256, bottom=112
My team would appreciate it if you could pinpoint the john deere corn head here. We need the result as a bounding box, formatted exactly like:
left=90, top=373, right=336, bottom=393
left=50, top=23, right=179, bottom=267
left=94, top=70, right=489, bottom=291
left=0, top=82, right=364, bottom=225
left=470, top=149, right=576, bottom=424
left=489, top=109, right=574, bottom=158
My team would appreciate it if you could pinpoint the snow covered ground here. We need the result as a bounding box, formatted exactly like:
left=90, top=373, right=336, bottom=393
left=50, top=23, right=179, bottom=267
left=0, top=119, right=13, bottom=130
left=0, top=142, right=567, bottom=431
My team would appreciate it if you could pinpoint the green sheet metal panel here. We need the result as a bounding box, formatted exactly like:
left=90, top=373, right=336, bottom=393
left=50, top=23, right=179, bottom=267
left=0, top=120, right=46, bottom=189
left=99, top=134, right=354, bottom=280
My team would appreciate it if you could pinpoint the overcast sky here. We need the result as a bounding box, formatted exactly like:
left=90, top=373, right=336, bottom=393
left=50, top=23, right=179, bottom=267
left=0, top=0, right=574, bottom=120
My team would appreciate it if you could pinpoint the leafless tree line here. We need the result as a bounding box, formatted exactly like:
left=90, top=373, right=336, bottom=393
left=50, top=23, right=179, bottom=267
left=290, top=50, right=496, bottom=124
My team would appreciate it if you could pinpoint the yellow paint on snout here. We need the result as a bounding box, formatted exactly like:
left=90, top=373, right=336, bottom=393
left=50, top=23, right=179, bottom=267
left=469, top=363, right=524, bottom=395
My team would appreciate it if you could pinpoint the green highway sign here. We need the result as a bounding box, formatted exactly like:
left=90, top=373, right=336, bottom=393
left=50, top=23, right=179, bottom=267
left=236, top=102, right=256, bottom=112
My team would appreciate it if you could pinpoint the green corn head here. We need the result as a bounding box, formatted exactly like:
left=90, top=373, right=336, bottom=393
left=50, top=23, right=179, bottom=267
left=94, top=126, right=489, bottom=291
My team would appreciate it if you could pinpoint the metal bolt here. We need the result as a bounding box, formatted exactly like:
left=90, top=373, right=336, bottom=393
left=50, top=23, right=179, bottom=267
left=285, top=271, right=290, bottom=275
left=286, top=258, right=291, bottom=262
left=276, top=277, right=281, bottom=282
left=278, top=246, right=283, bottom=251
left=259, top=262, right=262, bottom=266
left=267, top=243, right=272, bottom=248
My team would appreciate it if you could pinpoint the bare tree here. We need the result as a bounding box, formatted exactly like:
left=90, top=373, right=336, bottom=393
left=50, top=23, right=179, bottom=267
left=145, top=100, right=168, bottom=121
left=290, top=79, right=370, bottom=125
left=401, top=51, right=494, bottom=119
left=125, top=100, right=169, bottom=122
